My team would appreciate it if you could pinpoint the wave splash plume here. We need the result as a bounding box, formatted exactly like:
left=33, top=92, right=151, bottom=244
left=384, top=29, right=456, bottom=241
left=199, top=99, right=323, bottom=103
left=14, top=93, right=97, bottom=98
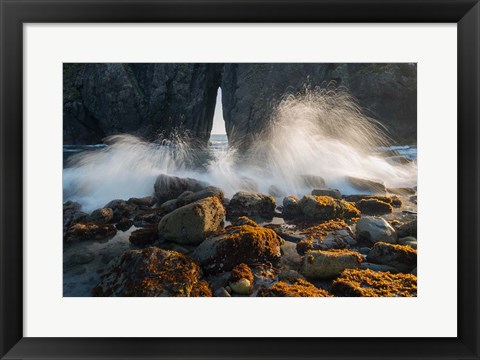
left=64, top=88, right=417, bottom=211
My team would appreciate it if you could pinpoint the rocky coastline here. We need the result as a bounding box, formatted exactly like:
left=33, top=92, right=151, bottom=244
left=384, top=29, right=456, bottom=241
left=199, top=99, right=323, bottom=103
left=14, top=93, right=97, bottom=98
left=63, top=174, right=417, bottom=297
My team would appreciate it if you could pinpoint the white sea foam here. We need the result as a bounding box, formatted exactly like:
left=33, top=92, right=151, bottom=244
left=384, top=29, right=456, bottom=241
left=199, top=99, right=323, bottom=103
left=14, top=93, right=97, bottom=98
left=64, top=88, right=417, bottom=212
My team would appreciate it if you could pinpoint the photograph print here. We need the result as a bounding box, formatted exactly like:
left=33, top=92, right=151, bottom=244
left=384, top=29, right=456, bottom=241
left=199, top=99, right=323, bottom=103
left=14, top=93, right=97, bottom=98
left=63, top=63, right=417, bottom=297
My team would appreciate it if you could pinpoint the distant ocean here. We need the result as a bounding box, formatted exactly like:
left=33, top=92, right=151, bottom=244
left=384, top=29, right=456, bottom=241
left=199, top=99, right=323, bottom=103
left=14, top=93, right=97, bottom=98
left=209, top=134, right=229, bottom=151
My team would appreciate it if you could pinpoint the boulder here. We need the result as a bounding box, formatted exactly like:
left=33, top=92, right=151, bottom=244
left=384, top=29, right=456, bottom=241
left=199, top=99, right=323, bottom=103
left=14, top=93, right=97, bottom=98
left=296, top=219, right=356, bottom=253
left=177, top=190, right=194, bottom=201
left=115, top=218, right=133, bottom=231
left=311, top=188, right=342, bottom=199
left=104, top=199, right=137, bottom=222
left=161, top=187, right=225, bottom=213
left=158, top=197, right=226, bottom=245
left=159, top=199, right=179, bottom=213
left=64, top=222, right=117, bottom=243
left=133, top=209, right=164, bottom=227
left=355, top=217, right=397, bottom=245
left=282, top=196, right=301, bottom=218
left=86, top=207, right=114, bottom=224
left=259, top=278, right=331, bottom=297
left=397, top=219, right=417, bottom=238
left=127, top=196, right=156, bottom=209
left=154, top=174, right=208, bottom=204
left=227, top=191, right=275, bottom=220
left=367, top=242, right=417, bottom=272
left=343, top=194, right=402, bottom=208
left=92, top=247, right=202, bottom=297
left=298, top=195, right=360, bottom=221
left=356, top=199, right=393, bottom=215
left=63, top=201, right=87, bottom=235
left=332, top=268, right=417, bottom=297
left=129, top=225, right=159, bottom=247
left=345, top=176, right=387, bottom=194
left=192, top=225, right=282, bottom=272
left=301, top=249, right=362, bottom=279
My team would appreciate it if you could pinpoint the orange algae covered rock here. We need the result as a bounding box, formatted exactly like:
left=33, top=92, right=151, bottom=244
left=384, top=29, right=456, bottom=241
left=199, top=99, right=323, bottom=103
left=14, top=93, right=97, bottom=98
left=193, top=225, right=281, bottom=272
left=232, top=216, right=258, bottom=228
left=356, top=199, right=393, bottom=215
left=298, top=195, right=360, bottom=221
left=343, top=194, right=402, bottom=208
left=65, top=222, right=117, bottom=243
left=367, top=242, right=417, bottom=272
left=259, top=278, right=331, bottom=297
left=332, top=268, right=417, bottom=297
left=230, top=263, right=254, bottom=284
left=92, top=247, right=202, bottom=297
left=190, top=280, right=213, bottom=297
left=301, top=249, right=362, bottom=279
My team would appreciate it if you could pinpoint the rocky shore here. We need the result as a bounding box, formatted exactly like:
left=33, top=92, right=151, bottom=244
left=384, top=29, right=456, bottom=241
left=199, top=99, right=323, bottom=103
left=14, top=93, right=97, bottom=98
left=63, top=174, right=417, bottom=297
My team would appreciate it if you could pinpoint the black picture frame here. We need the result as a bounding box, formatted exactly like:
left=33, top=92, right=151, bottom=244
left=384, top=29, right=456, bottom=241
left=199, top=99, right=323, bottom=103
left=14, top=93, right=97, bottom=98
left=1, top=1, right=479, bottom=359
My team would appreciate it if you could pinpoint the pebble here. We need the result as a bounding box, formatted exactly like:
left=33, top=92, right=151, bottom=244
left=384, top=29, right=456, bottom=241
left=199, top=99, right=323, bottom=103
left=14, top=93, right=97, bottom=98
left=229, top=278, right=252, bottom=295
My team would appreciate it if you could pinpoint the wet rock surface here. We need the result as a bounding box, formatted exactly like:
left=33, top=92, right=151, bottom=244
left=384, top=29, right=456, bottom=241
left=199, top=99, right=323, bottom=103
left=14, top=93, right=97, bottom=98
left=63, top=176, right=417, bottom=297
left=192, top=225, right=282, bottom=273
left=259, top=278, right=331, bottom=297
left=65, top=222, right=117, bottom=243
left=332, top=269, right=417, bottom=297
left=86, top=207, right=114, bottom=224
left=227, top=191, right=276, bottom=220
left=301, top=249, right=363, bottom=279
left=311, top=188, right=342, bottom=199
left=356, top=199, right=393, bottom=215
left=366, top=242, right=417, bottom=272
left=154, top=174, right=209, bottom=204
left=129, top=225, right=159, bottom=247
left=92, top=247, right=203, bottom=297
left=298, top=195, right=360, bottom=221
left=158, top=197, right=226, bottom=245
left=355, top=217, right=397, bottom=245
left=104, top=199, right=137, bottom=222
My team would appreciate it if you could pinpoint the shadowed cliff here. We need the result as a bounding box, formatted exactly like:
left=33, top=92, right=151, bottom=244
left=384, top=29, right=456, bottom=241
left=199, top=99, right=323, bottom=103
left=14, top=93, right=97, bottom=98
left=64, top=63, right=416, bottom=146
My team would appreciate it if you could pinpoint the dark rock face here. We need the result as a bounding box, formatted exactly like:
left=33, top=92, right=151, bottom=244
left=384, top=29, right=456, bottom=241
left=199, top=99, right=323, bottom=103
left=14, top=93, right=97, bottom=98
left=64, top=63, right=222, bottom=145
left=64, top=63, right=416, bottom=146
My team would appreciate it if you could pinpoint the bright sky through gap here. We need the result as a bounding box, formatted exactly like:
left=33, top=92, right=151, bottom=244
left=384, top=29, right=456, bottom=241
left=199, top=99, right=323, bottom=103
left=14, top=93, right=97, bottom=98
left=211, top=89, right=227, bottom=135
